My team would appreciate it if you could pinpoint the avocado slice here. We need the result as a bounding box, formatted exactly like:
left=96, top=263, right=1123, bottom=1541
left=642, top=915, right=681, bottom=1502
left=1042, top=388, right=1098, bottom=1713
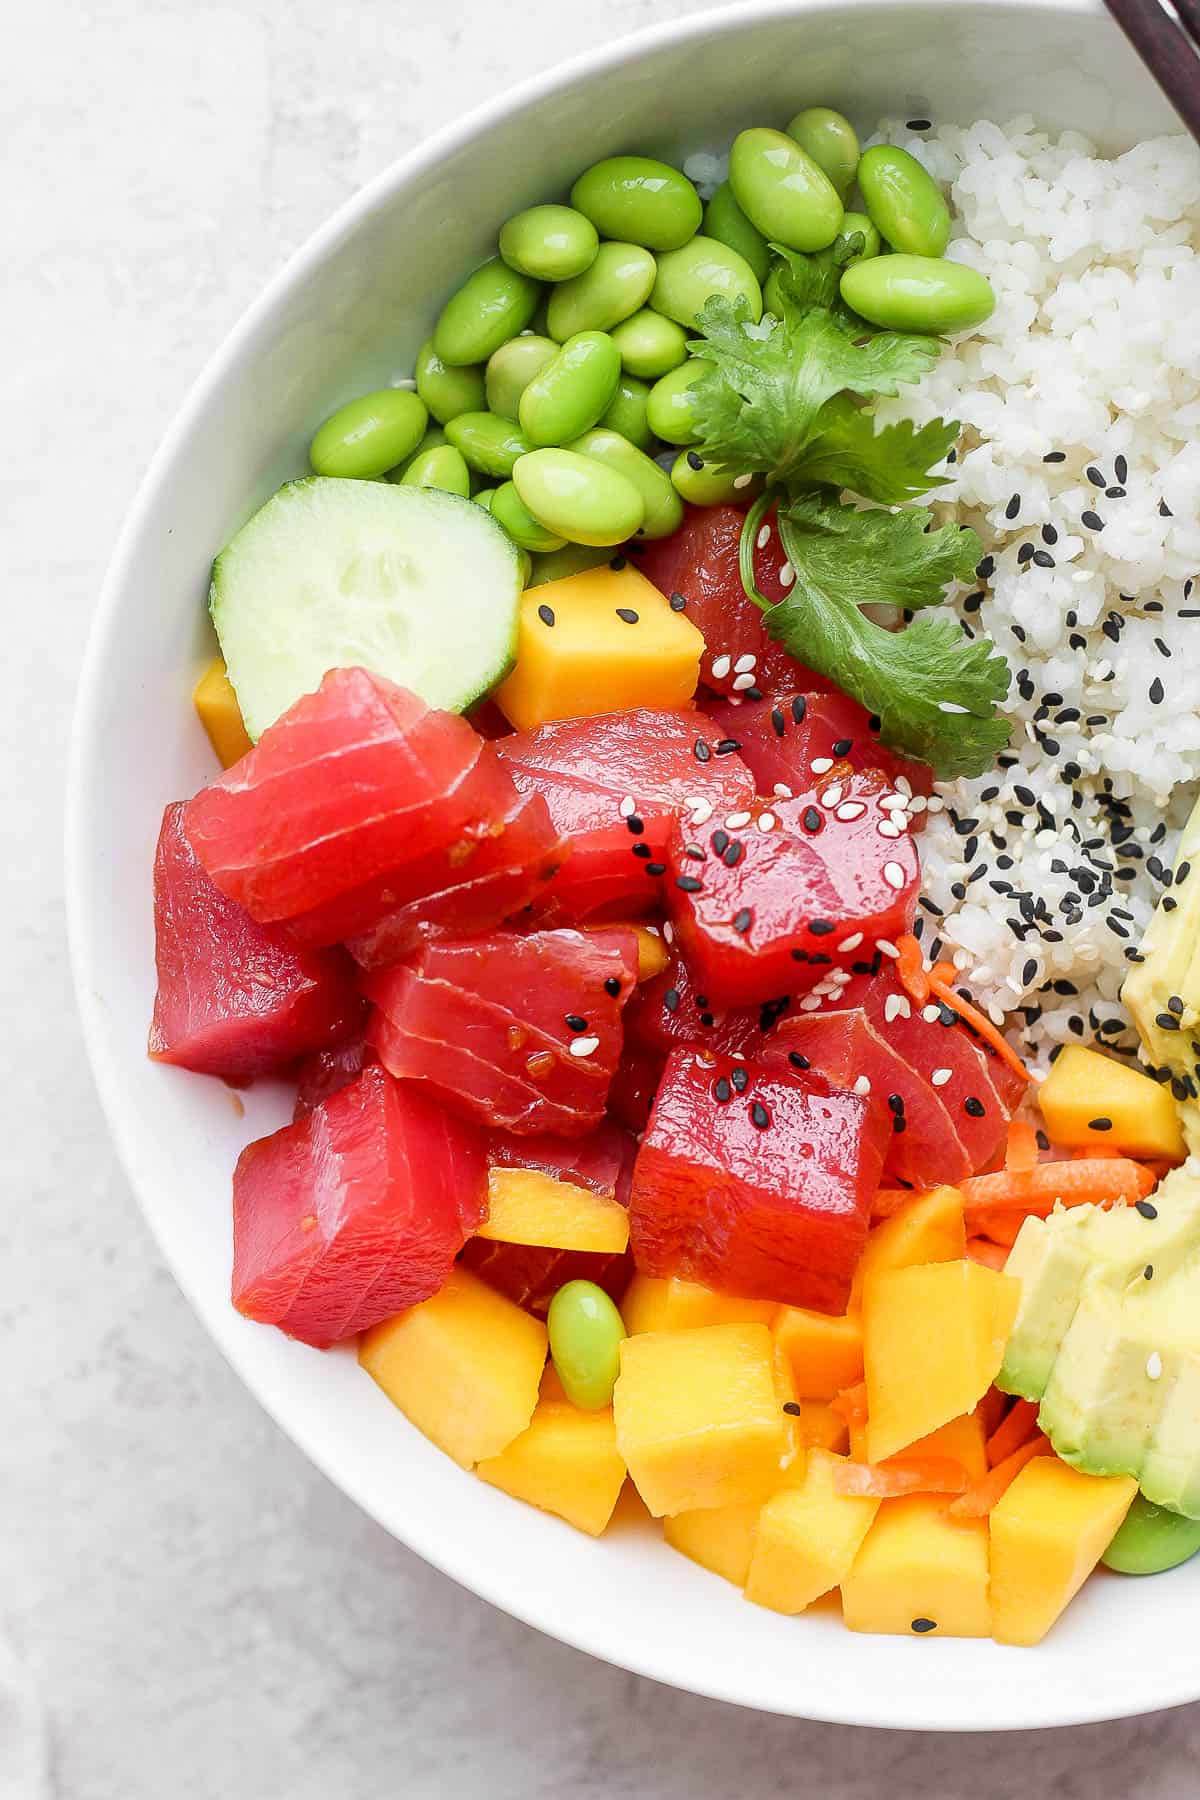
left=1123, top=793, right=1200, bottom=1155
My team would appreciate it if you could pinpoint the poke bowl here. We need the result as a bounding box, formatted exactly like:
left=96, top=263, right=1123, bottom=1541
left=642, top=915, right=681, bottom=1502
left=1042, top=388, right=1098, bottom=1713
left=66, top=0, right=1200, bottom=1731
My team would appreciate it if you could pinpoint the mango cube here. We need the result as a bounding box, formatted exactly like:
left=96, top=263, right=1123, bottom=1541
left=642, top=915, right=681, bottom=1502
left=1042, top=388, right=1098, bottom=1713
left=1039, top=1044, right=1185, bottom=1161
left=793, top=1400, right=850, bottom=1454
left=904, top=1412, right=988, bottom=1480
left=360, top=1266, right=546, bottom=1468
left=989, top=1457, right=1137, bottom=1646
left=495, top=565, right=705, bottom=730
left=850, top=1185, right=966, bottom=1310
left=613, top=1323, right=787, bottom=1516
left=745, top=1450, right=881, bottom=1615
left=664, top=1498, right=765, bottom=1587
left=476, top=1398, right=627, bottom=1536
left=585, top=921, right=670, bottom=982
left=194, top=655, right=253, bottom=766
left=621, top=1273, right=776, bottom=1335
left=842, top=1496, right=991, bottom=1638
left=773, top=1306, right=863, bottom=1400
left=864, top=1260, right=1020, bottom=1463
left=478, top=1166, right=629, bottom=1253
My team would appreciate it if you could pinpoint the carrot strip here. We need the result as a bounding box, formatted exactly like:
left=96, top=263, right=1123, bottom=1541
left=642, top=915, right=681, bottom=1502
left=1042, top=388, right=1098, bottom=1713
left=967, top=1209, right=1026, bottom=1249
left=924, top=967, right=1033, bottom=1086
left=1005, top=1119, right=1039, bottom=1174
left=974, top=1386, right=1008, bottom=1438
left=960, top=1158, right=1156, bottom=1221
left=830, top=1381, right=868, bottom=1427
left=895, top=933, right=930, bottom=1006
left=833, top=1456, right=970, bottom=1499
left=966, top=1235, right=1011, bottom=1269
left=949, top=1434, right=1050, bottom=1517
left=985, top=1397, right=1041, bottom=1468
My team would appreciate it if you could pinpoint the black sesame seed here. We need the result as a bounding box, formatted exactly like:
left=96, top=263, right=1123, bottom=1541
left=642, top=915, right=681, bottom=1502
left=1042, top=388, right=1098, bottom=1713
left=1160, top=499, right=1173, bottom=517
left=750, top=1101, right=771, bottom=1129
left=1081, top=510, right=1105, bottom=531
left=1149, top=677, right=1164, bottom=704
left=694, top=738, right=712, bottom=763
left=911, top=1618, right=937, bottom=1634
left=683, top=845, right=705, bottom=862
left=715, top=738, right=741, bottom=756
left=1042, top=523, right=1059, bottom=545
left=1086, top=465, right=1105, bottom=487
left=802, top=806, right=822, bottom=832
left=631, top=842, right=651, bottom=859
left=1145, top=1264, right=1154, bottom=1281
left=782, top=1400, right=803, bottom=1416
left=645, top=861, right=666, bottom=876
left=626, top=814, right=645, bottom=834
left=686, top=450, right=704, bottom=471
left=722, top=841, right=744, bottom=868
left=669, top=591, right=687, bottom=611
left=1018, top=542, right=1034, bottom=565
left=1156, top=1012, right=1181, bottom=1032
left=771, top=706, right=786, bottom=737
left=712, top=829, right=730, bottom=855
left=1106, top=486, right=1126, bottom=499
left=1033, top=549, right=1056, bottom=568
left=832, top=738, right=853, bottom=757
left=616, top=607, right=639, bottom=624
left=714, top=1076, right=731, bottom=1103
left=731, top=1066, right=749, bottom=1094
left=976, top=554, right=996, bottom=578
left=537, top=604, right=556, bottom=627
left=788, top=1051, right=810, bottom=1072
left=609, top=553, right=627, bottom=571
left=964, top=1096, right=986, bottom=1118
left=603, top=976, right=621, bottom=997
left=1042, top=451, right=1066, bottom=464
left=809, top=919, right=834, bottom=936
left=565, top=1013, right=588, bottom=1032
left=1136, top=1200, right=1158, bottom=1219
left=676, top=875, right=702, bottom=893
left=1005, top=493, right=1021, bottom=520
left=1088, top=1117, right=1113, bottom=1131
left=906, top=116, right=932, bottom=128
left=733, top=908, right=753, bottom=934
left=887, top=1093, right=905, bottom=1115
left=1168, top=994, right=1185, bottom=1016
left=791, top=696, right=808, bottom=723
left=1115, top=454, right=1128, bottom=483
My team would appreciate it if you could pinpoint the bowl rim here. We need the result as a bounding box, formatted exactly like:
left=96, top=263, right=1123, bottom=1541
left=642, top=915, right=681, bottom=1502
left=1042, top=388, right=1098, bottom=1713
left=67, top=0, right=1199, bottom=1732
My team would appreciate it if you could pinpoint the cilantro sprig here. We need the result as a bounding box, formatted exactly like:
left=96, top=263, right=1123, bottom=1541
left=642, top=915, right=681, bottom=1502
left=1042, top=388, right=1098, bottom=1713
left=683, top=241, right=1011, bottom=778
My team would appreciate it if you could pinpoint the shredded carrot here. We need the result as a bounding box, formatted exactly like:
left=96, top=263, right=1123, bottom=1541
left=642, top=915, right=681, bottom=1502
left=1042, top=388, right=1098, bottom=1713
left=960, top=1158, right=1156, bottom=1223
left=895, top=933, right=930, bottom=1006
left=949, top=1434, right=1050, bottom=1517
left=833, top=1456, right=970, bottom=1499
left=1005, top=1118, right=1039, bottom=1174
left=924, top=965, right=1033, bottom=1086
left=974, top=1386, right=1008, bottom=1438
left=985, top=1397, right=1041, bottom=1468
left=967, top=1209, right=1026, bottom=1248
left=966, top=1235, right=1011, bottom=1269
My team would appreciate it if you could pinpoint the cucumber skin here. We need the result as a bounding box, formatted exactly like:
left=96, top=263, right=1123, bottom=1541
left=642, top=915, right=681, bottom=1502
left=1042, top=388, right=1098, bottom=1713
left=208, top=478, right=521, bottom=740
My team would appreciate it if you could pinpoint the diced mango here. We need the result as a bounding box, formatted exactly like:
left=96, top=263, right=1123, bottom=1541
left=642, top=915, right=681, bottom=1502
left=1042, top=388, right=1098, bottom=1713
left=864, top=1261, right=1020, bottom=1463
left=585, top=921, right=670, bottom=981
left=621, top=1273, right=776, bottom=1335
left=850, top=1186, right=966, bottom=1310
left=494, top=565, right=705, bottom=730
left=478, top=1166, right=629, bottom=1253
left=903, top=1412, right=988, bottom=1481
left=613, top=1323, right=787, bottom=1516
left=194, top=655, right=253, bottom=767
left=360, top=1266, right=546, bottom=1468
left=746, top=1450, right=881, bottom=1615
left=841, top=1496, right=991, bottom=1638
left=664, top=1498, right=765, bottom=1587
left=773, top=1306, right=863, bottom=1400
left=793, top=1400, right=850, bottom=1455
left=1039, top=1045, right=1185, bottom=1162
left=476, top=1397, right=627, bottom=1535
left=989, top=1457, right=1137, bottom=1646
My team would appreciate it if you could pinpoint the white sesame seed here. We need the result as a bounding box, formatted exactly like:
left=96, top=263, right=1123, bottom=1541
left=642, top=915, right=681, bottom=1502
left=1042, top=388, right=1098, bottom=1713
left=838, top=932, right=864, bottom=952
left=884, top=994, right=912, bottom=1022
left=878, top=820, right=903, bottom=838
left=811, top=757, right=834, bottom=775
left=800, top=994, right=823, bottom=1012
left=725, top=811, right=752, bottom=829
left=1072, top=568, right=1092, bottom=583
left=930, top=1067, right=953, bottom=1087
left=731, top=672, right=757, bottom=692
left=733, top=653, right=757, bottom=674
left=883, top=861, right=907, bottom=890
left=756, top=812, right=777, bottom=832
left=821, top=784, right=844, bottom=807
left=926, top=796, right=945, bottom=814
left=772, top=782, right=794, bottom=798
left=876, top=939, right=900, bottom=959
left=988, top=1002, right=1006, bottom=1027
left=778, top=562, right=795, bottom=588
left=938, top=701, right=969, bottom=714
left=663, top=920, right=675, bottom=944
left=907, top=795, right=927, bottom=814
left=1147, top=1351, right=1163, bottom=1381
left=569, top=1036, right=600, bottom=1058
left=688, top=798, right=713, bottom=825
left=710, top=654, right=732, bottom=680
left=731, top=472, right=754, bottom=490
left=853, top=1075, right=872, bottom=1096
left=879, top=793, right=907, bottom=811
left=644, top=923, right=662, bottom=937
left=895, top=777, right=913, bottom=797
left=836, top=801, right=867, bottom=821
left=619, top=796, right=636, bottom=817
left=756, top=525, right=771, bottom=550
left=923, top=1004, right=942, bottom=1023
left=391, top=375, right=418, bottom=389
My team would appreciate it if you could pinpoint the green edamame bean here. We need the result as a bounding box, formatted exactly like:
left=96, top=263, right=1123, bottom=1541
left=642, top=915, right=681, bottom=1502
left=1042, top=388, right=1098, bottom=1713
left=414, top=340, right=486, bottom=425
left=401, top=443, right=472, bottom=498
left=568, top=427, right=684, bottom=540
left=473, top=485, right=499, bottom=512
left=836, top=210, right=882, bottom=261
left=527, top=542, right=613, bottom=586
left=608, top=309, right=689, bottom=380
left=786, top=107, right=861, bottom=198
left=857, top=144, right=950, bottom=257
left=518, top=330, right=622, bottom=447
left=670, top=448, right=757, bottom=506
left=570, top=155, right=703, bottom=253
left=645, top=360, right=707, bottom=445
left=444, top=411, right=534, bottom=477
left=600, top=374, right=654, bottom=451
left=840, top=254, right=995, bottom=334
left=702, top=180, right=770, bottom=284
left=386, top=425, right=447, bottom=481
left=547, top=1279, right=626, bottom=1411
left=728, top=128, right=844, bottom=255
left=433, top=257, right=542, bottom=366
left=309, top=388, right=428, bottom=479
left=546, top=242, right=657, bottom=341
left=516, top=547, right=533, bottom=588
left=499, top=203, right=599, bottom=282
left=1102, top=1495, right=1200, bottom=1575
left=512, top=448, right=644, bottom=547
left=485, top=336, right=558, bottom=422
left=489, top=480, right=568, bottom=553
left=649, top=235, right=763, bottom=331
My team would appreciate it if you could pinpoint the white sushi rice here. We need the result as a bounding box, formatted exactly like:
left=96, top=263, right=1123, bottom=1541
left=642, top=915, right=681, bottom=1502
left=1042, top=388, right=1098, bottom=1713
left=864, top=117, right=1200, bottom=1071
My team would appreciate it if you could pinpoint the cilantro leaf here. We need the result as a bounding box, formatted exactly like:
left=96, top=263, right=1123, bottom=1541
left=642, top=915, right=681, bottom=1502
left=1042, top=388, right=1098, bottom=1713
left=792, top=395, right=960, bottom=505
left=754, top=496, right=1009, bottom=778
left=686, top=295, right=941, bottom=485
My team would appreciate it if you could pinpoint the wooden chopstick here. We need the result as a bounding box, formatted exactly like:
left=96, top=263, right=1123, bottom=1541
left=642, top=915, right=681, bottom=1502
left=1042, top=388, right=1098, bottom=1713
left=1102, top=0, right=1200, bottom=146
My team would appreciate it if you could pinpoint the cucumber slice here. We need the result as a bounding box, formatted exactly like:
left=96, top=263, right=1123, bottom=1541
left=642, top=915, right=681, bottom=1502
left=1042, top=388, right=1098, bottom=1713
left=210, top=477, right=522, bottom=739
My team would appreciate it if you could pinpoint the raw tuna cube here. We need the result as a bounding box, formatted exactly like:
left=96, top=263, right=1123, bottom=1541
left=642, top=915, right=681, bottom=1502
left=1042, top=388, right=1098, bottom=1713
left=293, top=1036, right=375, bottom=1119
left=487, top=1116, right=632, bottom=1198
left=288, top=787, right=565, bottom=959
left=629, top=1048, right=887, bottom=1312
left=185, top=668, right=514, bottom=923
left=701, top=690, right=931, bottom=808
left=623, top=950, right=789, bottom=1059
left=149, top=802, right=362, bottom=1080
left=664, top=770, right=919, bottom=1007
left=460, top=1237, right=633, bottom=1318
left=606, top=1041, right=667, bottom=1135
left=636, top=506, right=835, bottom=701
left=495, top=707, right=755, bottom=920
left=233, top=1064, right=486, bottom=1347
left=364, top=927, right=640, bottom=1136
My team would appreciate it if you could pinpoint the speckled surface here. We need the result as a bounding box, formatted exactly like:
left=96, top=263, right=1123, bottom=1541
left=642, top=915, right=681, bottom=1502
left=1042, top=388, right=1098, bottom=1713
left=8, top=0, right=1200, bottom=1792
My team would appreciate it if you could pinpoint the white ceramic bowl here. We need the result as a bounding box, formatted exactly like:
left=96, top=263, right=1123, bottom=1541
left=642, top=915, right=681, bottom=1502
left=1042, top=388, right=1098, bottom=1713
left=68, top=0, right=1192, bottom=1729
